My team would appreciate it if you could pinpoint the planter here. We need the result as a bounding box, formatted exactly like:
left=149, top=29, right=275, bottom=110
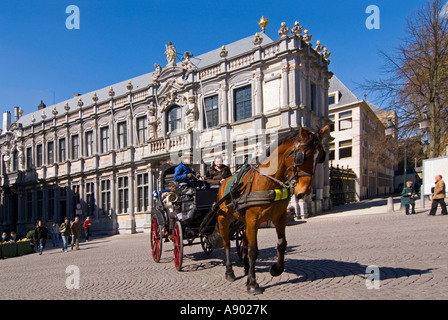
left=2, top=242, right=18, bottom=258
left=17, top=241, right=32, bottom=256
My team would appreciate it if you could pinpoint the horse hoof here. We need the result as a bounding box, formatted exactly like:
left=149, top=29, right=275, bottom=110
left=225, top=272, right=236, bottom=282
left=270, top=264, right=284, bottom=277
left=247, top=285, right=263, bottom=295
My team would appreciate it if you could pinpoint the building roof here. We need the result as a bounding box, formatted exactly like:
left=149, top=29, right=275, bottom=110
left=17, top=33, right=275, bottom=128
left=328, top=75, right=359, bottom=107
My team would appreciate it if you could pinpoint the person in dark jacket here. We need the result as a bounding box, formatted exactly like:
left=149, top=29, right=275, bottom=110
left=70, top=216, right=82, bottom=250
left=59, top=217, right=70, bottom=252
left=174, top=155, right=198, bottom=188
left=205, top=156, right=232, bottom=186
left=401, top=181, right=416, bottom=215
left=33, top=220, right=48, bottom=255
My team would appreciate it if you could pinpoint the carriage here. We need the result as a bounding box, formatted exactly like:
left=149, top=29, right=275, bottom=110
left=150, top=179, right=245, bottom=271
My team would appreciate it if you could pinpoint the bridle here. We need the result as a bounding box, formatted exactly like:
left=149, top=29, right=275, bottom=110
left=283, top=133, right=326, bottom=188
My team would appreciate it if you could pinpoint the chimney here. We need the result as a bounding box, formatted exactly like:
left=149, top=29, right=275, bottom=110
left=3, top=111, right=11, bottom=132
left=14, top=106, right=19, bottom=122
left=73, top=93, right=81, bottom=97
left=38, top=100, right=46, bottom=110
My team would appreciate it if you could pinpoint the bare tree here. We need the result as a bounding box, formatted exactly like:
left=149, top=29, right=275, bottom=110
left=361, top=0, right=448, bottom=158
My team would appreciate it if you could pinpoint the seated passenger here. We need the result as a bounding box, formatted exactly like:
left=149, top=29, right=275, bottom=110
left=206, top=156, right=232, bottom=186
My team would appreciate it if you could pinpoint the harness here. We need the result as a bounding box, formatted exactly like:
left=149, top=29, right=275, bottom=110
left=199, top=132, right=325, bottom=233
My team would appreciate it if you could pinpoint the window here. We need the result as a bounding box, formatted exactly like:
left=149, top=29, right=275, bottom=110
left=310, top=82, right=317, bottom=111
left=86, top=182, right=95, bottom=217
left=100, top=126, right=109, bottom=154
left=204, top=95, right=219, bottom=128
left=137, top=116, right=147, bottom=144
left=72, top=135, right=79, bottom=160
left=72, top=185, right=80, bottom=208
left=328, top=94, right=335, bottom=105
left=12, top=150, right=18, bottom=171
left=85, top=131, right=94, bottom=157
left=329, top=115, right=335, bottom=132
left=47, top=141, right=54, bottom=165
left=167, top=106, right=181, bottom=134
left=101, top=180, right=111, bottom=215
left=59, top=138, right=66, bottom=162
left=26, top=147, right=32, bottom=170
left=118, top=176, right=128, bottom=214
left=26, top=193, right=33, bottom=222
left=329, top=142, right=335, bottom=161
left=234, top=85, right=252, bottom=122
left=48, top=189, right=55, bottom=220
left=117, top=122, right=127, bottom=149
left=37, top=190, right=43, bottom=221
left=137, top=173, right=149, bottom=212
left=339, top=110, right=352, bottom=131
left=36, top=144, right=43, bottom=167
left=339, top=139, right=352, bottom=159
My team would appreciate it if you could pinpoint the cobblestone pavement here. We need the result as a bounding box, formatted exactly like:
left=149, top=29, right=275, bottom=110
left=1, top=207, right=447, bottom=300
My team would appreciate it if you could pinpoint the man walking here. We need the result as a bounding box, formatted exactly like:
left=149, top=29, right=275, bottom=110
left=70, top=216, right=82, bottom=250
left=84, top=216, right=92, bottom=242
left=429, top=174, right=447, bottom=216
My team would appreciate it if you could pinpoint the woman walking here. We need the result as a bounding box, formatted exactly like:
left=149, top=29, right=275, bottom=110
left=401, top=181, right=416, bottom=215
left=33, top=220, right=48, bottom=255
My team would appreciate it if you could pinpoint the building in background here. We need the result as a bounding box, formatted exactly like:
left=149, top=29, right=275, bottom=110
left=328, top=76, right=396, bottom=202
left=0, top=20, right=333, bottom=236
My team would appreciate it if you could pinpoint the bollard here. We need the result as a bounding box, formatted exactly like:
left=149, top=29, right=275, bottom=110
left=387, top=197, right=395, bottom=212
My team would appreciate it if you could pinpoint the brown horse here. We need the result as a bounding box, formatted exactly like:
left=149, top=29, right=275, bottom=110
left=216, top=125, right=328, bottom=294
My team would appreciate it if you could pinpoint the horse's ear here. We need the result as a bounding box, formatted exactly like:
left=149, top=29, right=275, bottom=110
left=319, top=124, right=330, bottom=139
left=299, top=126, right=309, bottom=140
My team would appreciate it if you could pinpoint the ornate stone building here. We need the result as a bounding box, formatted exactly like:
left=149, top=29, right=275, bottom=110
left=0, top=20, right=332, bottom=235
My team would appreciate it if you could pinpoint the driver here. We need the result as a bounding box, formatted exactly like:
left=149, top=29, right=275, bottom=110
left=174, top=155, right=199, bottom=188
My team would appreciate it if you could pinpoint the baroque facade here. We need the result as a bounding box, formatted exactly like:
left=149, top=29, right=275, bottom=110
left=0, top=21, right=332, bottom=235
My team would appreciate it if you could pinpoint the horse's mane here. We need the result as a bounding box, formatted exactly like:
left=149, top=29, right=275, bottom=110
left=265, top=129, right=299, bottom=159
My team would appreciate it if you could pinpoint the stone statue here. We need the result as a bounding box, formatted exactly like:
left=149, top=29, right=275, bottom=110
left=165, top=41, right=177, bottom=67
left=152, top=64, right=162, bottom=84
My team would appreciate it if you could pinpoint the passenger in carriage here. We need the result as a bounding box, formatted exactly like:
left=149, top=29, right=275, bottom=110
left=205, top=156, right=232, bottom=186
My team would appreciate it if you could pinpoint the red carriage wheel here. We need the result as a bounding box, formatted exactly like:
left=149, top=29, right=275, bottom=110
left=150, top=214, right=163, bottom=262
left=173, top=221, right=184, bottom=271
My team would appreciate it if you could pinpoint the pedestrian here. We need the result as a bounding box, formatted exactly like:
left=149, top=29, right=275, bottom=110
left=33, top=220, right=48, bottom=255
left=70, top=216, right=82, bottom=250
left=401, top=181, right=416, bottom=215
left=1, top=232, right=9, bottom=242
left=50, top=222, right=59, bottom=247
left=83, top=216, right=92, bottom=242
left=59, top=217, right=70, bottom=252
left=429, top=174, right=447, bottom=216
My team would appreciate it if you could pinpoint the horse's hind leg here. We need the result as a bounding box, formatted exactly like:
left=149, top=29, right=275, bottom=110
left=245, top=219, right=262, bottom=295
left=270, top=213, right=287, bottom=277
left=218, top=214, right=235, bottom=282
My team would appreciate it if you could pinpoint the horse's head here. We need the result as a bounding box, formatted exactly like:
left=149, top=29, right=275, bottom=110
left=285, top=125, right=329, bottom=200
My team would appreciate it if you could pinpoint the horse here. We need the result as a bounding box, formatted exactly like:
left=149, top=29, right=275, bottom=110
left=216, top=125, right=329, bottom=294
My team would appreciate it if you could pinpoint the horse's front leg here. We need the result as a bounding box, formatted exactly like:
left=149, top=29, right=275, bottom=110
left=218, top=214, right=235, bottom=281
left=245, top=218, right=262, bottom=295
left=270, top=213, right=287, bottom=277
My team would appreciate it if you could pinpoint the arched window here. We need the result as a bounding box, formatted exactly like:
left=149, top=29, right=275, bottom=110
left=166, top=105, right=181, bottom=134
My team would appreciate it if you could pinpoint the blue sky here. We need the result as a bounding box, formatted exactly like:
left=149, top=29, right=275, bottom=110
left=0, top=0, right=435, bottom=116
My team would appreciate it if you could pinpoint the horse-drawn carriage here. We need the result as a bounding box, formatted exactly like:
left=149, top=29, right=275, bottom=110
left=150, top=180, right=245, bottom=271
left=150, top=125, right=328, bottom=294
